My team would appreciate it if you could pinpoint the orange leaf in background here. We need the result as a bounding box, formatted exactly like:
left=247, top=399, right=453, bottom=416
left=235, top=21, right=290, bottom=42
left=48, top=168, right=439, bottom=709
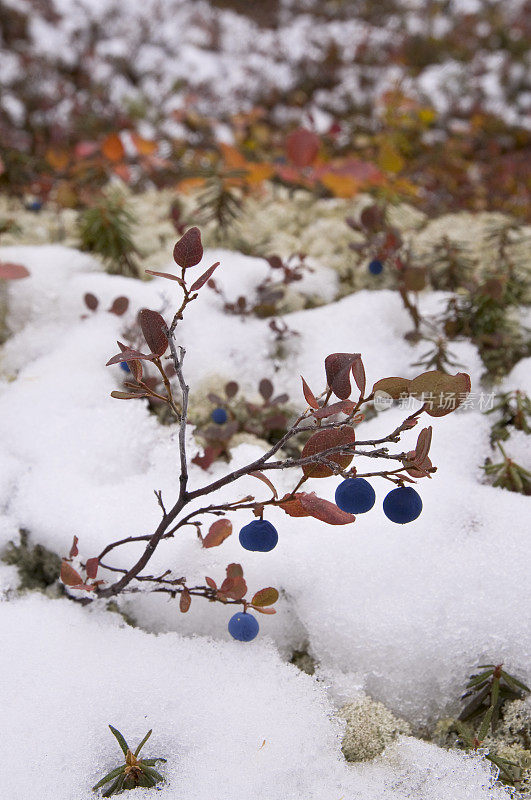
left=244, top=162, right=274, bottom=185
left=101, top=133, right=125, bottom=161
left=220, top=143, right=247, bottom=169
left=45, top=148, right=69, bottom=171
left=177, top=177, right=207, bottom=194
left=113, top=163, right=131, bottom=182
left=131, top=133, right=157, bottom=156
left=320, top=172, right=359, bottom=198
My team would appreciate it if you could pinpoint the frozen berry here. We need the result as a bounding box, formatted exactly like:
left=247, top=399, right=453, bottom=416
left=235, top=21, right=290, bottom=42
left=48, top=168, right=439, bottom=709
left=211, top=407, right=228, bottom=424
left=335, top=477, right=375, bottom=514
left=239, top=519, right=278, bottom=552
left=383, top=486, right=422, bottom=524
left=228, top=612, right=259, bottom=641
left=368, top=259, right=383, bottom=275
left=120, top=361, right=131, bottom=373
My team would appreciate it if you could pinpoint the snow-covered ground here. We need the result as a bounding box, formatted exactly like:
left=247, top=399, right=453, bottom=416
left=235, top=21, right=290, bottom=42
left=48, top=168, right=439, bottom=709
left=1, top=241, right=529, bottom=798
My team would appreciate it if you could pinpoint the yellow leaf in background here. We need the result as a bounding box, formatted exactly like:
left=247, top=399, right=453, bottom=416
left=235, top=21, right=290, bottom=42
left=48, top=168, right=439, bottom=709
left=45, top=148, right=69, bottom=171
left=418, top=107, right=436, bottom=125
left=378, top=141, right=405, bottom=174
left=54, top=181, right=78, bottom=208
left=176, top=177, right=207, bottom=193
left=320, top=173, right=359, bottom=198
left=131, top=133, right=157, bottom=156
left=101, top=133, right=125, bottom=161
left=244, top=162, right=274, bottom=185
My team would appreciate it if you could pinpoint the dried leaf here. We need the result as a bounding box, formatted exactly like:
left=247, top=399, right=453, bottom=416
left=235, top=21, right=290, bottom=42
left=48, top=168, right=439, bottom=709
left=101, top=133, right=125, bottom=161
left=190, top=262, right=220, bottom=291
left=139, top=309, right=168, bottom=357
left=360, top=204, right=385, bottom=231
left=299, top=492, right=356, bottom=524
left=226, top=563, right=244, bottom=579
left=69, top=536, right=79, bottom=558
left=180, top=589, right=191, bottom=612
left=301, top=376, right=319, bottom=409
left=285, top=128, right=320, bottom=168
left=0, top=262, right=30, bottom=280
left=110, top=390, right=148, bottom=399
left=325, top=353, right=362, bottom=400
left=173, top=227, right=203, bottom=269
left=205, top=576, right=217, bottom=590
left=277, top=493, right=310, bottom=517
left=108, top=296, right=129, bottom=316
left=225, top=381, right=239, bottom=398
left=409, top=371, right=471, bottom=416
left=252, top=587, right=279, bottom=607
left=145, top=270, right=185, bottom=287
left=259, top=379, right=274, bottom=401
left=301, top=426, right=356, bottom=478
left=84, top=292, right=98, bottom=311
left=219, top=576, right=247, bottom=600
left=85, top=557, right=99, bottom=580
left=249, top=471, right=278, bottom=499
left=253, top=606, right=276, bottom=614
left=106, top=346, right=156, bottom=366
left=402, top=268, right=427, bottom=292
left=372, top=376, right=412, bottom=399
left=351, top=357, right=366, bottom=397
left=202, top=519, right=233, bottom=548
left=415, top=426, right=432, bottom=463
left=60, top=560, right=84, bottom=586
left=312, top=400, right=355, bottom=419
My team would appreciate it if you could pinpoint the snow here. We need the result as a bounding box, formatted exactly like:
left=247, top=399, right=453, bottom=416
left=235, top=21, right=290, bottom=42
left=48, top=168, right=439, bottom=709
left=1, top=242, right=528, bottom=797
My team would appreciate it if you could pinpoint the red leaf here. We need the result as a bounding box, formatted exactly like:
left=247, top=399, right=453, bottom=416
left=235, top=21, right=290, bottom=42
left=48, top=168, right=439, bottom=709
left=69, top=536, right=79, bottom=558
left=192, top=445, right=223, bottom=470
left=145, top=270, right=186, bottom=287
left=60, top=560, right=84, bottom=586
left=202, top=519, right=233, bottom=548
left=301, top=426, right=356, bottom=478
left=277, top=492, right=310, bottom=517
left=0, top=262, right=30, bottom=280
left=219, top=576, right=247, bottom=600
left=351, top=357, right=366, bottom=398
left=108, top=296, right=129, bottom=316
left=205, top=576, right=217, bottom=591
left=106, top=347, right=155, bottom=366
left=249, top=471, right=278, bottom=499
left=299, top=493, right=356, bottom=525
left=128, top=359, right=143, bottom=381
left=286, top=128, right=320, bottom=168
left=252, top=606, right=276, bottom=614
left=301, top=376, right=319, bottom=409
left=415, top=426, right=432, bottom=463
left=259, top=379, right=274, bottom=401
left=312, top=400, right=355, bottom=419
left=226, top=563, right=244, bottom=579
left=325, top=353, right=362, bottom=400
left=84, top=293, right=98, bottom=311
left=180, top=589, right=191, bottom=612
left=139, top=309, right=168, bottom=357
left=173, top=227, right=203, bottom=269
left=85, top=557, right=99, bottom=580
left=190, top=262, right=220, bottom=291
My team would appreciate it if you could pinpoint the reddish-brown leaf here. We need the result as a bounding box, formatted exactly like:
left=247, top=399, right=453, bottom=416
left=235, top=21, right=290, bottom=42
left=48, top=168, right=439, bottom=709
left=145, top=269, right=186, bottom=287
left=110, top=390, right=149, bottom=399
left=219, top=576, right=247, bottom=600
left=205, top=576, right=217, bottom=591
left=299, top=493, right=356, bottom=524
left=415, top=426, right=432, bottom=463
left=69, top=536, right=79, bottom=558
left=351, top=357, right=366, bottom=397
left=108, top=296, right=129, bottom=316
left=325, top=353, right=362, bottom=400
left=202, top=519, right=233, bottom=548
left=101, top=133, right=125, bottom=161
left=84, top=292, right=98, bottom=311
left=60, top=560, right=84, bottom=586
left=225, top=381, right=239, bottom=398
left=0, top=262, right=30, bottom=280
left=259, top=379, right=274, bottom=401
left=180, top=588, right=191, bottom=612
left=252, top=606, right=277, bottom=614
left=128, top=359, right=143, bottom=381
left=277, top=493, right=311, bottom=517
left=285, top=128, right=320, bottom=168
left=312, top=400, right=355, bottom=419
left=252, top=587, right=279, bottom=607
left=85, top=557, right=99, bottom=580
left=301, top=426, right=356, bottom=478
left=192, top=445, right=223, bottom=470
left=190, top=262, right=220, bottom=291
left=139, top=309, right=168, bottom=357
left=405, top=450, right=433, bottom=479
left=106, top=346, right=156, bottom=366
left=173, top=227, right=203, bottom=268
left=301, top=376, right=319, bottom=409
left=372, top=376, right=412, bottom=399
left=409, top=371, right=472, bottom=417
left=249, top=471, right=278, bottom=499
left=226, top=563, right=244, bottom=579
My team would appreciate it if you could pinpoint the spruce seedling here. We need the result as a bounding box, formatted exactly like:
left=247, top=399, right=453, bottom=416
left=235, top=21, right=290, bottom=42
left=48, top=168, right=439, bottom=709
left=92, top=725, right=166, bottom=796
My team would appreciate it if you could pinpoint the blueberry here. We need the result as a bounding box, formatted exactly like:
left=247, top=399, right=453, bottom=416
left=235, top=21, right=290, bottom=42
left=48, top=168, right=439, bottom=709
left=120, top=361, right=131, bottom=373
left=368, top=259, right=383, bottom=275
left=26, top=200, right=43, bottom=213
left=211, top=407, right=228, bottom=424
left=239, top=519, right=278, bottom=552
left=335, top=477, right=375, bottom=514
left=228, top=612, right=259, bottom=641
left=383, top=486, right=422, bottom=524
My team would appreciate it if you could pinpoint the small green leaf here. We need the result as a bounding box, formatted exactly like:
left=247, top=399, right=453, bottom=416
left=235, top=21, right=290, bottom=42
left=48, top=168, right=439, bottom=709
left=478, top=704, right=494, bottom=741
left=140, top=757, right=167, bottom=766
left=102, top=772, right=125, bottom=797
left=92, top=766, right=124, bottom=790
left=108, top=725, right=129, bottom=757
left=141, top=765, right=165, bottom=783
left=501, top=671, right=530, bottom=693
left=134, top=729, right=152, bottom=757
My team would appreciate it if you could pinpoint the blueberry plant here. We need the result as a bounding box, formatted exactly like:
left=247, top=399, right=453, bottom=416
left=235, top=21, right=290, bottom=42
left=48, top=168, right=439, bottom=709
left=61, top=227, right=471, bottom=641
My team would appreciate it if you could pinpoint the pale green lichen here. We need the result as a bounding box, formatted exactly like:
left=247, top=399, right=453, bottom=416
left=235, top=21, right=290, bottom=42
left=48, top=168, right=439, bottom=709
left=338, top=695, right=411, bottom=762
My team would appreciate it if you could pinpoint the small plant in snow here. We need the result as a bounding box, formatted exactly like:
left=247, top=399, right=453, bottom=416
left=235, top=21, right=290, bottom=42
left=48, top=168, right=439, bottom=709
left=60, top=227, right=472, bottom=641
left=92, top=726, right=166, bottom=796
left=77, top=193, right=142, bottom=278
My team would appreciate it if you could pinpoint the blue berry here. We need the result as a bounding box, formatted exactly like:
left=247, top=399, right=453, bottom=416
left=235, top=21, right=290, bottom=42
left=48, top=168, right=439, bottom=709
left=120, top=361, right=131, bottom=373
left=239, top=519, right=278, bottom=552
left=228, top=612, right=259, bottom=641
left=335, top=477, right=375, bottom=514
left=211, top=407, right=228, bottom=424
left=368, top=259, right=383, bottom=275
left=26, top=200, right=43, bottom=213
left=383, top=486, right=422, bottom=524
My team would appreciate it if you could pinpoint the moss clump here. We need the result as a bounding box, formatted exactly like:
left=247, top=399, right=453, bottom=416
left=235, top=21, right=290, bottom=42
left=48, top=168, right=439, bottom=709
left=2, top=529, right=62, bottom=591
left=338, top=695, right=411, bottom=762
